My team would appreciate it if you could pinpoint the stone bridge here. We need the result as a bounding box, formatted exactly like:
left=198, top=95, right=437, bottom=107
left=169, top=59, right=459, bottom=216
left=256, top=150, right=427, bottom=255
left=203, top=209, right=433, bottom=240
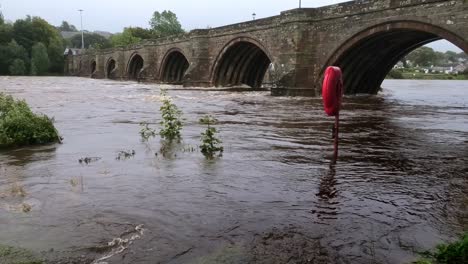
left=65, top=0, right=468, bottom=96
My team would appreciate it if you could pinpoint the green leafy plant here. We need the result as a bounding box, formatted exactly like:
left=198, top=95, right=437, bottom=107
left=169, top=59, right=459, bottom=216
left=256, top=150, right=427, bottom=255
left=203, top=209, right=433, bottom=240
left=159, top=89, right=183, bottom=141
left=0, top=93, right=61, bottom=148
left=414, top=233, right=467, bottom=264
left=199, top=115, right=223, bottom=159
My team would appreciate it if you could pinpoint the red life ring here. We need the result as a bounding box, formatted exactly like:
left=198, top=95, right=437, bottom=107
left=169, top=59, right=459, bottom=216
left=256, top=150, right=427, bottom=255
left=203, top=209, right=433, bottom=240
left=322, top=66, right=343, bottom=116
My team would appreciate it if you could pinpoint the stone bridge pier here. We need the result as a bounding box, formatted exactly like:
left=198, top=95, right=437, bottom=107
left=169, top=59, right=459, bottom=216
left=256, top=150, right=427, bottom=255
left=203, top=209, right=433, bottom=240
left=66, top=0, right=468, bottom=96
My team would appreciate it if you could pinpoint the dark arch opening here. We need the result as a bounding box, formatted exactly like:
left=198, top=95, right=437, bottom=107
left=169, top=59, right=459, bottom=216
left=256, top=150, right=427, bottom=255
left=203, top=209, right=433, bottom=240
left=106, top=59, right=116, bottom=79
left=325, top=22, right=468, bottom=95
left=214, top=41, right=271, bottom=88
left=161, top=51, right=189, bottom=84
left=128, top=54, right=144, bottom=81
left=90, top=61, right=96, bottom=75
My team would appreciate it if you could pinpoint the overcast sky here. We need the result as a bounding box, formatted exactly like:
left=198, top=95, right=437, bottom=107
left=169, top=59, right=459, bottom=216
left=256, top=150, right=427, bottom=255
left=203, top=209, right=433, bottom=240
left=0, top=0, right=462, bottom=52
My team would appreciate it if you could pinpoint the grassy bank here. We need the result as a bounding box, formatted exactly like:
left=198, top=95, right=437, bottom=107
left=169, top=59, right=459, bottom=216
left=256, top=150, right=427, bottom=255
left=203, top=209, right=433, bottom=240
left=0, top=93, right=60, bottom=148
left=387, top=69, right=468, bottom=80
left=0, top=244, right=44, bottom=264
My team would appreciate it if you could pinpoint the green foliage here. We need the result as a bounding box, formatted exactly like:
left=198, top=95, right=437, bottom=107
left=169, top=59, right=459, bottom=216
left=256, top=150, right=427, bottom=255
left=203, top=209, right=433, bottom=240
left=414, top=234, right=468, bottom=264
left=0, top=22, right=13, bottom=44
left=30, top=42, right=49, bottom=75
left=9, top=59, right=26, bottom=75
left=159, top=90, right=183, bottom=141
left=199, top=115, right=223, bottom=159
left=125, top=27, right=154, bottom=40
left=58, top=21, right=78, bottom=32
left=139, top=122, right=157, bottom=141
left=0, top=244, right=44, bottom=264
left=149, top=10, right=185, bottom=38
left=111, top=29, right=142, bottom=47
left=0, top=40, right=29, bottom=75
left=0, top=93, right=60, bottom=148
left=47, top=37, right=64, bottom=74
left=70, top=32, right=111, bottom=49
left=387, top=69, right=404, bottom=79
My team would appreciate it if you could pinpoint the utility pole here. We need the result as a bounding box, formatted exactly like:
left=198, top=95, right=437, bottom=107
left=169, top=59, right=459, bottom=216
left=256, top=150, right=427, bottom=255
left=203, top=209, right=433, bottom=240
left=299, top=0, right=302, bottom=8
left=78, top=9, right=84, bottom=49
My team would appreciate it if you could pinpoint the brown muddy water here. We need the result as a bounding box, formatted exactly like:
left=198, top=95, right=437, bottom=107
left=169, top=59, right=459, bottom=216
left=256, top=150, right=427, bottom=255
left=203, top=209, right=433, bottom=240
left=0, top=77, right=467, bottom=264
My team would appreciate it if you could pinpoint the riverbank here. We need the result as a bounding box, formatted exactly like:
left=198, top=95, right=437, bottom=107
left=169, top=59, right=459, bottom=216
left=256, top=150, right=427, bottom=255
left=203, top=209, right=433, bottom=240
left=388, top=69, right=468, bottom=80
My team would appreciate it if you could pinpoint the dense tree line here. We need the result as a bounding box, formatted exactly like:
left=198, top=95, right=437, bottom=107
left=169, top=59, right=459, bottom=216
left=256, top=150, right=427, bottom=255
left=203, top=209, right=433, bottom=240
left=110, top=10, right=185, bottom=47
left=65, top=10, right=185, bottom=49
left=403, top=46, right=467, bottom=68
left=0, top=13, right=65, bottom=75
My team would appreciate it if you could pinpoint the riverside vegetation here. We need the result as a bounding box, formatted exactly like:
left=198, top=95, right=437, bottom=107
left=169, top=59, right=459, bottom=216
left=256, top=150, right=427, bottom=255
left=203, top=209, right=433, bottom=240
left=199, top=115, right=224, bottom=159
left=0, top=93, right=60, bottom=148
left=414, top=233, right=467, bottom=264
left=139, top=90, right=223, bottom=159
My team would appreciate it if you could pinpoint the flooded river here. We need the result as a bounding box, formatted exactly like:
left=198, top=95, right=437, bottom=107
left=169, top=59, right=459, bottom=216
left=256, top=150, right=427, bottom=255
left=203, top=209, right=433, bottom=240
left=0, top=77, right=467, bottom=264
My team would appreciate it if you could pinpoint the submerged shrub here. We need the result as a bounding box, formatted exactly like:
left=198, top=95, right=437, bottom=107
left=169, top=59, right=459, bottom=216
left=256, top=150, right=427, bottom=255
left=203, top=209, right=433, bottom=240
left=139, top=122, right=157, bottom=141
left=159, top=89, right=183, bottom=141
left=0, top=93, right=60, bottom=148
left=199, top=115, right=223, bottom=159
left=415, top=233, right=468, bottom=264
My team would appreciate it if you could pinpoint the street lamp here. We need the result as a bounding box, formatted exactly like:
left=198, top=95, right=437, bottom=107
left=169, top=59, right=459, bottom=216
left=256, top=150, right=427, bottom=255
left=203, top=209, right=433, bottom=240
left=78, top=9, right=84, bottom=49
left=299, top=0, right=302, bottom=8
left=252, top=13, right=256, bottom=20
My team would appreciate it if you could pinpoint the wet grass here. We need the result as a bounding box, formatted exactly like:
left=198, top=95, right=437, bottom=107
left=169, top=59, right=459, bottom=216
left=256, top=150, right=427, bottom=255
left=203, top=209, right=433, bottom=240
left=0, top=93, right=61, bottom=149
left=414, top=233, right=468, bottom=264
left=0, top=244, right=44, bottom=264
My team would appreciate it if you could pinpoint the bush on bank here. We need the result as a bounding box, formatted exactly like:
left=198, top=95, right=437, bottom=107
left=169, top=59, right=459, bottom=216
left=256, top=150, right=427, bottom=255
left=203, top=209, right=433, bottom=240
left=414, top=233, right=467, bottom=264
left=0, top=93, right=60, bottom=148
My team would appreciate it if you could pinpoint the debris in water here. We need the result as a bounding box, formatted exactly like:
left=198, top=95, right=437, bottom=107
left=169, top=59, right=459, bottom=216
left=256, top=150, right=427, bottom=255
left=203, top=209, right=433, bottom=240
left=79, top=157, right=102, bottom=165
left=116, top=150, right=136, bottom=160
left=91, top=224, right=145, bottom=264
left=10, top=183, right=26, bottom=197
left=21, top=203, right=31, bottom=213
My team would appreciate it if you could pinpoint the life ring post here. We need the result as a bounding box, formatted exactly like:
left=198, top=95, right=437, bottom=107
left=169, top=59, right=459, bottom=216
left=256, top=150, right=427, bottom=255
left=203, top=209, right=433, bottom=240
left=332, top=112, right=339, bottom=165
left=322, top=66, right=343, bottom=164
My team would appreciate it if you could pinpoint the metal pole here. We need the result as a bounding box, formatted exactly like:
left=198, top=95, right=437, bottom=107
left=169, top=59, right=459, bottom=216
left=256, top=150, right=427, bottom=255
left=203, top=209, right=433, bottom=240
left=299, top=0, right=302, bottom=8
left=79, top=9, right=84, bottom=49
left=332, top=112, right=339, bottom=165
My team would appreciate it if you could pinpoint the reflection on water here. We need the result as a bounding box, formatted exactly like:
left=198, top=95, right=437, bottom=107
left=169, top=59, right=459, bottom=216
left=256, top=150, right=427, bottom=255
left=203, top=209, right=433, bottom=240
left=0, top=77, right=467, bottom=263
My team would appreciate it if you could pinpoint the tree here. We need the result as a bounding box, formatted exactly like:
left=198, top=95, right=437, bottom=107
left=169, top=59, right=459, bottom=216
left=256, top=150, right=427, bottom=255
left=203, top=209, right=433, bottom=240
left=111, top=30, right=141, bottom=47
left=12, top=16, right=34, bottom=53
left=149, top=11, right=184, bottom=38
left=69, top=32, right=111, bottom=49
left=30, top=42, right=49, bottom=75
left=0, top=40, right=28, bottom=75
left=13, top=15, right=64, bottom=56
left=125, top=27, right=154, bottom=40
left=48, top=37, right=65, bottom=74
left=9, top=59, right=26, bottom=75
left=445, top=51, right=458, bottom=63
left=405, top=46, right=437, bottom=67
left=0, top=22, right=13, bottom=44
left=58, top=21, right=78, bottom=32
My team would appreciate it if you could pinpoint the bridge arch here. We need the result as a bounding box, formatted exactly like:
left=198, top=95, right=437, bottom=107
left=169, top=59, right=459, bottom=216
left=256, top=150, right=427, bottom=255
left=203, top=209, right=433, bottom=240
left=106, top=58, right=116, bottom=79
left=323, top=21, right=468, bottom=95
left=127, top=53, right=144, bottom=81
left=160, top=48, right=189, bottom=84
left=212, top=37, right=272, bottom=88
